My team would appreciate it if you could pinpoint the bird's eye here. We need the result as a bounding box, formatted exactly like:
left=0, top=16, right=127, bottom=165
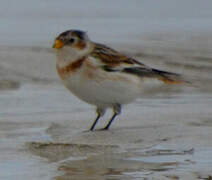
left=69, top=38, right=75, bottom=43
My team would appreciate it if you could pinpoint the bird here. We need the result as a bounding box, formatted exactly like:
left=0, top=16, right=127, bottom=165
left=52, top=29, right=187, bottom=131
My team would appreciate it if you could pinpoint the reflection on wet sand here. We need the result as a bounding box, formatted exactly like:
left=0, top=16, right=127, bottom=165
left=26, top=138, right=201, bottom=180
left=28, top=142, right=183, bottom=180
left=56, top=155, right=177, bottom=180
left=27, top=142, right=118, bottom=162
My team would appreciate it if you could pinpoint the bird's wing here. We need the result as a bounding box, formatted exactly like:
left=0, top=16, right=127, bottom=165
left=89, top=42, right=187, bottom=85
left=90, top=43, right=148, bottom=67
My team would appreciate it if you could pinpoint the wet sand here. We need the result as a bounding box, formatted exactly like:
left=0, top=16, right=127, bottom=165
left=1, top=32, right=212, bottom=179
left=1, top=1, right=212, bottom=178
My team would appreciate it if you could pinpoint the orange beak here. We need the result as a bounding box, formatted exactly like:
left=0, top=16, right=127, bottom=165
left=52, top=39, right=64, bottom=49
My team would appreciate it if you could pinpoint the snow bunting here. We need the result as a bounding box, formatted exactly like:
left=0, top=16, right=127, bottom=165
left=53, top=30, right=187, bottom=131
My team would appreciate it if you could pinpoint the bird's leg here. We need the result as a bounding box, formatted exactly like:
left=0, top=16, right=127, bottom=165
left=102, top=104, right=121, bottom=130
left=89, top=108, right=105, bottom=131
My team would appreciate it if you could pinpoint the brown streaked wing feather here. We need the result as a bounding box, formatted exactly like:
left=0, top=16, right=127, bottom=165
left=91, top=43, right=147, bottom=67
left=91, top=43, right=187, bottom=85
left=123, top=67, right=188, bottom=84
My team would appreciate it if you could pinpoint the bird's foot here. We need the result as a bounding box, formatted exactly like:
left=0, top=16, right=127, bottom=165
left=97, top=127, right=109, bottom=131
left=82, top=129, right=93, bottom=133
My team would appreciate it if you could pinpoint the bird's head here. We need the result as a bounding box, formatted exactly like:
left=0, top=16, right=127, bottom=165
left=53, top=30, right=93, bottom=62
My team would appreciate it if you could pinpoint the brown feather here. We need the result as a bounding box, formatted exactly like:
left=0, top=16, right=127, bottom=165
left=56, top=57, right=86, bottom=78
left=73, top=41, right=87, bottom=50
left=90, top=42, right=188, bottom=85
left=91, top=43, right=142, bottom=66
left=158, top=77, right=185, bottom=84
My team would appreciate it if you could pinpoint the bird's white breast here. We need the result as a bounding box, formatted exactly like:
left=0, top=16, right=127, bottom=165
left=60, top=60, right=142, bottom=108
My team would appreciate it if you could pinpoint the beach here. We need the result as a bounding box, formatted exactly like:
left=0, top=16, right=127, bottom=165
left=0, top=1, right=212, bottom=179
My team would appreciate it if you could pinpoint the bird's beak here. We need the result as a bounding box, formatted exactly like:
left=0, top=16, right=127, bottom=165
left=52, top=39, right=64, bottom=49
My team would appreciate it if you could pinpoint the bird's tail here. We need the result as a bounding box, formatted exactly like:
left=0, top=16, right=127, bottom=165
left=153, top=69, right=190, bottom=85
